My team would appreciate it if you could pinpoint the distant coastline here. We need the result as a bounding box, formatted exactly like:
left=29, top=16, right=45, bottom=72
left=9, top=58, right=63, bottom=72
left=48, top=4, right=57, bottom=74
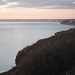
left=0, top=19, right=64, bottom=22
left=61, top=19, right=75, bottom=25
left=0, top=19, right=75, bottom=25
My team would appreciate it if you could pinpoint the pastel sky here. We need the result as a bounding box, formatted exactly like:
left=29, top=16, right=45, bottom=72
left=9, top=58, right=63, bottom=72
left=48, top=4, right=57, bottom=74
left=0, top=0, right=75, bottom=19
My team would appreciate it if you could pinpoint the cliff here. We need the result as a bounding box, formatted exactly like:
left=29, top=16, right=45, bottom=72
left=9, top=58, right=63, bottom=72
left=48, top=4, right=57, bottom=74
left=0, top=28, right=75, bottom=75
left=61, top=19, right=75, bottom=25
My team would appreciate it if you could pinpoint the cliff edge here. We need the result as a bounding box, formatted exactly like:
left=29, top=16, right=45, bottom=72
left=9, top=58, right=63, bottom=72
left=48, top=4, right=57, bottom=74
left=0, top=28, right=75, bottom=75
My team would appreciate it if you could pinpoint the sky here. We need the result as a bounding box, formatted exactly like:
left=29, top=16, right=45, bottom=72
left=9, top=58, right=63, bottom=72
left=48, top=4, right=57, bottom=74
left=0, top=0, right=75, bottom=19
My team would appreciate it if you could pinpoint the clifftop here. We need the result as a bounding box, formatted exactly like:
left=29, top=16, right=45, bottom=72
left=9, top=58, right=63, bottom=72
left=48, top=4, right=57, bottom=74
left=61, top=19, right=75, bottom=25
left=0, top=28, right=75, bottom=75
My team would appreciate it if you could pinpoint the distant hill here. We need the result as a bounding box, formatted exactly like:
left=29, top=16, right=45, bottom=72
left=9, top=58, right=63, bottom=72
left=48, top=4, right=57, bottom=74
left=61, top=19, right=75, bottom=25
left=0, top=28, right=75, bottom=75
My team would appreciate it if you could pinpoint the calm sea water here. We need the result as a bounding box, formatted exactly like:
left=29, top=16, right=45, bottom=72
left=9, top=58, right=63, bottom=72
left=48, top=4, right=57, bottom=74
left=0, top=22, right=75, bottom=73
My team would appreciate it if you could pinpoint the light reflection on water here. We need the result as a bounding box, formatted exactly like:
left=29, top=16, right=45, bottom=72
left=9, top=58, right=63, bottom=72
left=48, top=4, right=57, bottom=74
left=0, top=22, right=75, bottom=73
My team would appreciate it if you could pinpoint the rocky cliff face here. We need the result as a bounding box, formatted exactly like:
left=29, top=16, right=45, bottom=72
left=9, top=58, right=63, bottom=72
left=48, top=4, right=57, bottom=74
left=0, top=28, right=75, bottom=75
left=61, top=19, right=75, bottom=25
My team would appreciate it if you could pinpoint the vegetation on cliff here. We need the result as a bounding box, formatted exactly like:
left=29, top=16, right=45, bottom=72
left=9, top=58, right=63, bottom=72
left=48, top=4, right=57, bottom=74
left=0, top=28, right=75, bottom=75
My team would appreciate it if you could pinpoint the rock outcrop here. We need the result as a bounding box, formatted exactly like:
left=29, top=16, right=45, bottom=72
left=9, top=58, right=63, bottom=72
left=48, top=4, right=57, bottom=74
left=61, top=19, right=75, bottom=25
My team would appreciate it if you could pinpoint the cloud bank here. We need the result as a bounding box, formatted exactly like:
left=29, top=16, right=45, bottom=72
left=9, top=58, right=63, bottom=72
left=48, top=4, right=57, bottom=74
left=0, top=0, right=75, bottom=9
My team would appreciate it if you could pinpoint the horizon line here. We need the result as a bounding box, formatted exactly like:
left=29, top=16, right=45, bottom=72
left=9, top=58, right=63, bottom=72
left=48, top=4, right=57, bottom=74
left=0, top=18, right=74, bottom=20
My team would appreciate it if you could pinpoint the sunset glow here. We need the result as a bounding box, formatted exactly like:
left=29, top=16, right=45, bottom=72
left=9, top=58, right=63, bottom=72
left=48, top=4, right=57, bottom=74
left=0, top=0, right=75, bottom=19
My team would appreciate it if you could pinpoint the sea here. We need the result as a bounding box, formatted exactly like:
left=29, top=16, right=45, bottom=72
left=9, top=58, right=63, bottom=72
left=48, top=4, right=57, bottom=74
left=0, top=19, right=75, bottom=73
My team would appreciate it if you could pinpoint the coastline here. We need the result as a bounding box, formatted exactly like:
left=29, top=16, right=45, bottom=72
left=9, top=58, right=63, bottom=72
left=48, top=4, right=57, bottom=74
left=0, top=28, right=75, bottom=75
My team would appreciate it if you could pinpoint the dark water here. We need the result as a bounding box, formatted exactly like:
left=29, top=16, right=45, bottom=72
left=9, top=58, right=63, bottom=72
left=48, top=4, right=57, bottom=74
left=0, top=21, right=75, bottom=73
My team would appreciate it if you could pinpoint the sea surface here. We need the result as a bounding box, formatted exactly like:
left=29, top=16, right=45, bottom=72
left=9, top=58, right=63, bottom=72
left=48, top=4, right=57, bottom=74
left=0, top=21, right=75, bottom=73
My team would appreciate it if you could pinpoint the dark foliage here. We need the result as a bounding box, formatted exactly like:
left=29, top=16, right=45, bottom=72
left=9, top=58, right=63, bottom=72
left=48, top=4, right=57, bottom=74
left=0, top=28, right=75, bottom=75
